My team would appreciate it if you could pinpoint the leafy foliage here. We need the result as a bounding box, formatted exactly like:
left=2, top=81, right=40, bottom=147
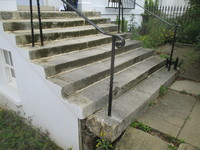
left=96, top=132, right=112, bottom=150
left=131, top=121, right=152, bottom=132
left=0, top=109, right=63, bottom=150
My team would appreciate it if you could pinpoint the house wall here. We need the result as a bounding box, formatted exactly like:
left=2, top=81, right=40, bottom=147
left=0, top=23, right=80, bottom=150
left=0, top=0, right=17, bottom=11
left=158, top=0, right=189, bottom=6
left=77, top=0, right=145, bottom=26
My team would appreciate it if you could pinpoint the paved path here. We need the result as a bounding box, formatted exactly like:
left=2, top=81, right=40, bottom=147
left=115, top=79, right=200, bottom=150
left=115, top=45, right=200, bottom=150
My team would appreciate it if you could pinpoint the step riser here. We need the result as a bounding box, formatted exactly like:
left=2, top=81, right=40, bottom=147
left=62, top=51, right=154, bottom=97
left=84, top=69, right=178, bottom=143
left=3, top=18, right=110, bottom=31
left=29, top=37, right=112, bottom=59
left=15, top=25, right=117, bottom=45
left=81, top=59, right=166, bottom=117
left=0, top=11, right=100, bottom=20
left=43, top=42, right=142, bottom=77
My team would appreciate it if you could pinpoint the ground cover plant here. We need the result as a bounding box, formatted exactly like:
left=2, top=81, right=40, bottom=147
left=0, top=108, right=63, bottom=150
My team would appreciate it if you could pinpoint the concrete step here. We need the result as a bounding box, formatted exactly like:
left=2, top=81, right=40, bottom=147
left=61, top=56, right=166, bottom=119
left=0, top=11, right=100, bottom=20
left=3, top=17, right=110, bottom=31
left=84, top=67, right=178, bottom=142
left=17, top=6, right=55, bottom=11
left=49, top=47, right=153, bottom=96
left=115, top=127, right=170, bottom=150
left=33, top=40, right=142, bottom=77
left=13, top=24, right=117, bottom=45
left=25, top=33, right=130, bottom=59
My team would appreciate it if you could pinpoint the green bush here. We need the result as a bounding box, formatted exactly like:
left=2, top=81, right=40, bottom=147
left=177, top=21, right=200, bottom=44
left=132, top=17, right=174, bottom=48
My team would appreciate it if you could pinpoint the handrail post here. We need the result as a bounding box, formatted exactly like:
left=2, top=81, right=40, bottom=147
left=118, top=0, right=121, bottom=33
left=29, top=0, right=34, bottom=47
left=108, top=36, right=116, bottom=116
left=168, top=25, right=178, bottom=71
left=37, top=0, right=44, bottom=46
left=121, top=1, right=124, bottom=32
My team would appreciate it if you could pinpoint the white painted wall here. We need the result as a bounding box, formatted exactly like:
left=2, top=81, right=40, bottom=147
left=0, top=0, right=17, bottom=11
left=158, top=0, right=189, bottom=6
left=0, top=22, right=80, bottom=150
left=81, top=0, right=144, bottom=26
left=16, top=0, right=44, bottom=6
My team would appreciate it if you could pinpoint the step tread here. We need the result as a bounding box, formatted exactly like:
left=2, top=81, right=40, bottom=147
left=48, top=46, right=152, bottom=89
left=22, top=34, right=110, bottom=50
left=2, top=16, right=107, bottom=23
left=85, top=67, right=178, bottom=142
left=10, top=24, right=116, bottom=35
left=33, top=40, right=141, bottom=75
left=62, top=56, right=165, bottom=119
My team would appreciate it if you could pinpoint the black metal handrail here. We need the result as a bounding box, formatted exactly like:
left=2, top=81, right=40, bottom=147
left=117, top=0, right=180, bottom=70
left=133, top=1, right=179, bottom=71
left=29, top=0, right=44, bottom=47
left=61, top=0, right=125, bottom=116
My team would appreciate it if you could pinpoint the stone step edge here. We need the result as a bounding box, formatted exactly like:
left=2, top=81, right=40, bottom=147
left=84, top=68, right=178, bottom=142
left=14, top=24, right=118, bottom=45
left=52, top=48, right=154, bottom=97
left=63, top=56, right=166, bottom=119
left=26, top=33, right=130, bottom=59
left=36, top=40, right=142, bottom=77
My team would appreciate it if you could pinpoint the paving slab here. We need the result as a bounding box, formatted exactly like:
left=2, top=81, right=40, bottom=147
left=170, top=80, right=200, bottom=95
left=115, top=127, right=170, bottom=150
left=178, top=100, right=200, bottom=148
left=178, top=144, right=200, bottom=150
left=139, top=90, right=196, bottom=137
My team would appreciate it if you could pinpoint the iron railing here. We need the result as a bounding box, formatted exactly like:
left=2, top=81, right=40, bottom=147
left=107, top=0, right=135, bottom=9
left=29, top=0, right=125, bottom=116
left=117, top=0, right=179, bottom=71
left=61, top=0, right=125, bottom=116
left=134, top=2, right=179, bottom=71
left=29, top=0, right=44, bottom=47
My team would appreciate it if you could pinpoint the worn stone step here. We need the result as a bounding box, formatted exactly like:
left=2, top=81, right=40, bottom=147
left=60, top=56, right=166, bottom=119
left=3, top=17, right=110, bottom=31
left=13, top=24, right=117, bottom=45
left=49, top=46, right=153, bottom=96
left=115, top=127, right=170, bottom=150
left=0, top=11, right=100, bottom=20
left=17, top=6, right=55, bottom=11
left=33, top=40, right=142, bottom=77
left=25, top=33, right=129, bottom=59
left=84, top=67, right=178, bottom=142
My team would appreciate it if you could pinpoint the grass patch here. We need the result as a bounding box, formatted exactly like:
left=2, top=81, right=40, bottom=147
left=159, top=85, right=167, bottom=96
left=131, top=121, right=152, bottom=132
left=0, top=109, right=63, bottom=150
left=160, top=54, right=170, bottom=59
left=168, top=145, right=177, bottom=150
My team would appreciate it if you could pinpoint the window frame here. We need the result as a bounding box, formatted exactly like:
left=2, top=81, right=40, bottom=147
left=0, top=49, right=17, bottom=88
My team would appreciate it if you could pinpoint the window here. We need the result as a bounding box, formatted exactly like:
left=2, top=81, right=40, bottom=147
left=1, top=50, right=16, bottom=87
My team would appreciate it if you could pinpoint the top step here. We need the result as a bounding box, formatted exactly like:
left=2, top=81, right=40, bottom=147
left=17, top=6, right=55, bottom=11
left=0, top=11, right=101, bottom=20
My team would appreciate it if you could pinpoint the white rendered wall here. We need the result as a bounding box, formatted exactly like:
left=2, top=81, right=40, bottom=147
left=80, top=0, right=144, bottom=27
left=158, top=0, right=189, bottom=6
left=0, top=0, right=17, bottom=11
left=0, top=23, right=80, bottom=150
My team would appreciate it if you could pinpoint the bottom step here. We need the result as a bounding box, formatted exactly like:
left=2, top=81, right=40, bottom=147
left=84, top=67, right=178, bottom=142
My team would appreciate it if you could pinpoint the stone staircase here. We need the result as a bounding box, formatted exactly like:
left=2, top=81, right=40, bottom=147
left=0, top=10, right=178, bottom=147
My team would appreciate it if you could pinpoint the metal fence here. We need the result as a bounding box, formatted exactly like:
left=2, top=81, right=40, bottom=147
left=145, top=5, right=195, bottom=25
left=107, top=0, right=135, bottom=9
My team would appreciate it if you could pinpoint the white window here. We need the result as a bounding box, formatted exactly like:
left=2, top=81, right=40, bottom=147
left=1, top=49, right=17, bottom=88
